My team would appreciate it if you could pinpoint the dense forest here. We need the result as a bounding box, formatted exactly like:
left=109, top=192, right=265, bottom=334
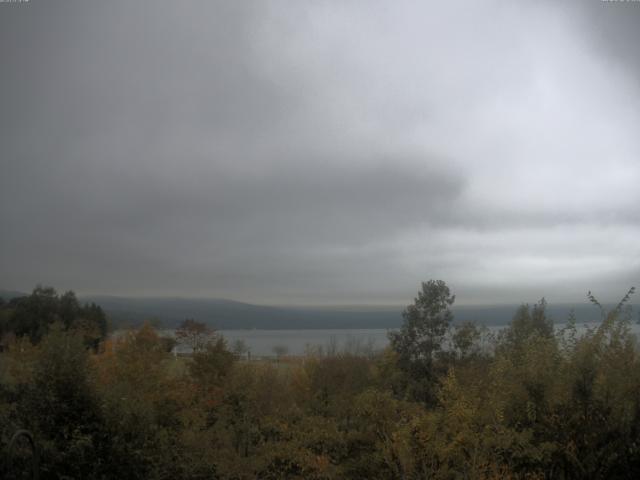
left=1, top=281, right=640, bottom=479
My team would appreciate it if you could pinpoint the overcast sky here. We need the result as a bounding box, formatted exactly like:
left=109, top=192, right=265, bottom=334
left=1, top=0, right=639, bottom=306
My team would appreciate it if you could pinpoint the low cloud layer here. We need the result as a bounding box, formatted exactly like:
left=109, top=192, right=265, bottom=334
left=1, top=1, right=639, bottom=305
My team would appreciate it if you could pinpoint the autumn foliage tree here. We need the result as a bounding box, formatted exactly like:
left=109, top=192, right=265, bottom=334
left=175, top=318, right=214, bottom=353
left=2, top=286, right=107, bottom=347
left=388, top=279, right=455, bottom=404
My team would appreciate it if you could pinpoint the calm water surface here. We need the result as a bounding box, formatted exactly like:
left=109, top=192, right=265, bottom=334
left=218, top=329, right=390, bottom=356
left=218, top=322, right=640, bottom=357
left=134, top=321, right=640, bottom=357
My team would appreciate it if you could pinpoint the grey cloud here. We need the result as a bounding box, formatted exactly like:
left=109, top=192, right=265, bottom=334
left=1, top=0, right=639, bottom=304
left=561, top=0, right=640, bottom=85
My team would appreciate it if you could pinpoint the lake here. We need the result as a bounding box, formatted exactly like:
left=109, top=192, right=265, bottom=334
left=127, top=321, right=640, bottom=357
left=217, top=328, right=391, bottom=357
left=215, top=321, right=640, bottom=357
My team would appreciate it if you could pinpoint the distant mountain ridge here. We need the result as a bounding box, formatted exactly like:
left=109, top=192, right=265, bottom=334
left=0, top=289, right=623, bottom=329
left=83, top=295, right=403, bottom=329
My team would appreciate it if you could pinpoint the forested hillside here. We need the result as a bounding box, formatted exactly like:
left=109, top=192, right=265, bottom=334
left=1, top=282, right=640, bottom=479
left=1, top=289, right=609, bottom=330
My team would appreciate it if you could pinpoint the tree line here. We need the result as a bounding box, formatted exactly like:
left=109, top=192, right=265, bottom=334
left=1, top=281, right=640, bottom=479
